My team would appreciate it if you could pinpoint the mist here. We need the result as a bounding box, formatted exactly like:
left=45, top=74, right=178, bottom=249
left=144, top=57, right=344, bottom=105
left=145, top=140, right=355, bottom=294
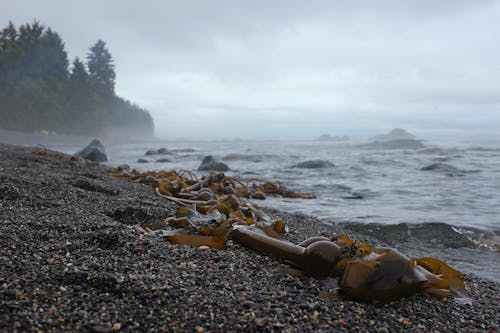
left=3, top=0, right=500, bottom=141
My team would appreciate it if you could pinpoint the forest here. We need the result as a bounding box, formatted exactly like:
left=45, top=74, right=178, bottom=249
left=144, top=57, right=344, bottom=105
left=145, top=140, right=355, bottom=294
left=0, top=21, right=154, bottom=137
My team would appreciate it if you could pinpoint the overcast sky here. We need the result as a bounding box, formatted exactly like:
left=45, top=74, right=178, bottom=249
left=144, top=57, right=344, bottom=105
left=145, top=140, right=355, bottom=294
left=3, top=0, right=500, bottom=140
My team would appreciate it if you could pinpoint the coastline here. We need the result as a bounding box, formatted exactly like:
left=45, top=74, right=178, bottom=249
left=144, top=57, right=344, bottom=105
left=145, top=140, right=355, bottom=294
left=0, top=143, right=498, bottom=332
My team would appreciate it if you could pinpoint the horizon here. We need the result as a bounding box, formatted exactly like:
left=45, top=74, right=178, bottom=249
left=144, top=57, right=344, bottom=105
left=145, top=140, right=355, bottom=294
left=2, top=0, right=500, bottom=141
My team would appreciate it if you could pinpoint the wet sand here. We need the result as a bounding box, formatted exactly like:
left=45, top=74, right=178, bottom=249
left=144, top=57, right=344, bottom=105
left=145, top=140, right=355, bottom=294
left=0, top=144, right=498, bottom=332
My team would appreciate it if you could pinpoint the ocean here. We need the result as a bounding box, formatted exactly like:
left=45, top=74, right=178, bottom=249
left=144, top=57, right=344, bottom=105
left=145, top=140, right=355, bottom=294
left=50, top=139, right=500, bottom=282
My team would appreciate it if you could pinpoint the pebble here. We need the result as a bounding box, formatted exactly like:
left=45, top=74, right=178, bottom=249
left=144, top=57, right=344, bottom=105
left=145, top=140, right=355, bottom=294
left=0, top=144, right=498, bottom=332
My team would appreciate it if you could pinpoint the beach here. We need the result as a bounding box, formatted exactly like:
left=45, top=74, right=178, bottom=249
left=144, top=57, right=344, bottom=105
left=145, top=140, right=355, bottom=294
left=0, top=143, right=498, bottom=332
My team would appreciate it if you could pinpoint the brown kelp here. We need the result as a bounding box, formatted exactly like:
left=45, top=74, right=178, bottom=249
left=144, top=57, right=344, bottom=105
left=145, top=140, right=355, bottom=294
left=107, top=167, right=307, bottom=248
left=231, top=228, right=470, bottom=303
left=109, top=166, right=469, bottom=303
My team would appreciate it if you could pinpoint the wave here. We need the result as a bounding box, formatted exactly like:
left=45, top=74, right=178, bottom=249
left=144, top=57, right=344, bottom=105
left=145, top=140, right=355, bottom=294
left=465, top=146, right=500, bottom=152
left=343, top=222, right=499, bottom=251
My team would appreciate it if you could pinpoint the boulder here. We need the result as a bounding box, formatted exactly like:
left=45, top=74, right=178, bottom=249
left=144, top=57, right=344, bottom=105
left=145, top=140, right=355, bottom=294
left=197, top=156, right=230, bottom=172
left=292, top=159, right=335, bottom=169
left=75, top=139, right=108, bottom=162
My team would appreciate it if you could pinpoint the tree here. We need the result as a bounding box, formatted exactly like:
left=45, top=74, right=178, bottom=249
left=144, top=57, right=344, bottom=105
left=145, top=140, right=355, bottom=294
left=0, top=21, right=154, bottom=137
left=87, top=39, right=115, bottom=96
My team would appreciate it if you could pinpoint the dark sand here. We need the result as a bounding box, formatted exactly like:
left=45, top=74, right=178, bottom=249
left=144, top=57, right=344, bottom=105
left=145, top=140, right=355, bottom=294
left=0, top=144, right=498, bottom=332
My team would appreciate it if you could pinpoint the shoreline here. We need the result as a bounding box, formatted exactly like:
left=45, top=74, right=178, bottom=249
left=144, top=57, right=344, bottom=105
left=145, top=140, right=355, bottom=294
left=1, top=143, right=498, bottom=332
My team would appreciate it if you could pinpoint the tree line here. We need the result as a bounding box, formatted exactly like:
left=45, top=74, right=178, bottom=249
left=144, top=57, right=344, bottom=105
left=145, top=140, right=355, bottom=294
left=0, top=21, right=154, bottom=137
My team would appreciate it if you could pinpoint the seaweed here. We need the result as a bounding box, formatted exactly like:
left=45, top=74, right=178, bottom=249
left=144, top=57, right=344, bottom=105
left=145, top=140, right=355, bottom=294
left=231, top=229, right=470, bottom=304
left=109, top=168, right=293, bottom=250
left=109, top=166, right=469, bottom=304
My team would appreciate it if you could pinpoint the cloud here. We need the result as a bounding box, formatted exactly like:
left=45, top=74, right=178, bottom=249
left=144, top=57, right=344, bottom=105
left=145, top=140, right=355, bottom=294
left=2, top=0, right=500, bottom=140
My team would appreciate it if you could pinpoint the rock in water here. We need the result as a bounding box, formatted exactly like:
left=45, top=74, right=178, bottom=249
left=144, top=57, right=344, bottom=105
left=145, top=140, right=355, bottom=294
left=197, top=156, right=230, bottom=172
left=359, top=139, right=424, bottom=150
left=75, top=139, right=109, bottom=162
left=292, top=160, right=335, bottom=169
left=370, top=128, right=416, bottom=142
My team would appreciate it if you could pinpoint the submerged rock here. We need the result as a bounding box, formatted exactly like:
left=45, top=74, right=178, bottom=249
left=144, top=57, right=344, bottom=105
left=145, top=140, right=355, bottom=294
left=137, top=158, right=151, bottom=163
left=156, top=158, right=172, bottom=163
left=75, top=138, right=108, bottom=162
left=198, top=156, right=230, bottom=172
left=292, top=160, right=335, bottom=169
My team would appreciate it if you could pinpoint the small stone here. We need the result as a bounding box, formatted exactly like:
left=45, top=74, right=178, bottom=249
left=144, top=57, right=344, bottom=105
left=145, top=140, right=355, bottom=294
left=195, top=326, right=204, bottom=333
left=112, top=323, right=121, bottom=331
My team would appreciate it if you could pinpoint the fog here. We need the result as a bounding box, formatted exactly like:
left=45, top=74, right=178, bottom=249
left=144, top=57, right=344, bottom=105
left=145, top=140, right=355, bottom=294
left=3, top=0, right=500, bottom=141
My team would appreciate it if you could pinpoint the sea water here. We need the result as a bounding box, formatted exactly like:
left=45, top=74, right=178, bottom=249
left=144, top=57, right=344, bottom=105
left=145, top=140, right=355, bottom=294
left=51, top=140, right=500, bottom=282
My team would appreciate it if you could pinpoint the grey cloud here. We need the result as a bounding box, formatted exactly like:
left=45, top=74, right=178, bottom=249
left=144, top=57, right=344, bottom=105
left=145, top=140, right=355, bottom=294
left=2, top=0, right=500, bottom=140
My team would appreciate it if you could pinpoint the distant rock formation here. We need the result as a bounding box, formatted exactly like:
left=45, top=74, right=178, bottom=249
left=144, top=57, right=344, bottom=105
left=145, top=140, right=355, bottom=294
left=370, top=128, right=415, bottom=142
left=198, top=156, right=230, bottom=172
left=316, top=134, right=350, bottom=142
left=75, top=138, right=109, bottom=162
left=292, top=160, right=335, bottom=169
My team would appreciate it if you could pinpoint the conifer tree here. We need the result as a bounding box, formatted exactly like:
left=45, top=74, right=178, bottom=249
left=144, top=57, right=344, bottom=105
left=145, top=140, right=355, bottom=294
left=87, top=39, right=115, bottom=96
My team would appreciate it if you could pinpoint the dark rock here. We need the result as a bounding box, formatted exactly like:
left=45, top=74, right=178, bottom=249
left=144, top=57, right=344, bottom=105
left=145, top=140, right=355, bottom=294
left=198, top=156, right=230, bottom=172
left=75, top=138, right=108, bottom=162
left=145, top=147, right=170, bottom=156
left=157, top=147, right=168, bottom=154
left=359, top=139, right=424, bottom=150
left=292, top=160, right=335, bottom=169
left=170, top=148, right=196, bottom=153
left=341, top=194, right=364, bottom=200
left=252, top=192, right=266, bottom=200
left=137, top=158, right=151, bottom=163
left=156, top=158, right=172, bottom=163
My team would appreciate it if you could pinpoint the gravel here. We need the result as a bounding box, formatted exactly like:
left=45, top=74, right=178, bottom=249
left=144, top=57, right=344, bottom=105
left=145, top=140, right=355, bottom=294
left=1, top=143, right=499, bottom=332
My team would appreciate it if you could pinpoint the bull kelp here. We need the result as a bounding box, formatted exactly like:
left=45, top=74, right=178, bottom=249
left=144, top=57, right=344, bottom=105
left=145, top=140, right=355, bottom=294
left=109, top=166, right=469, bottom=304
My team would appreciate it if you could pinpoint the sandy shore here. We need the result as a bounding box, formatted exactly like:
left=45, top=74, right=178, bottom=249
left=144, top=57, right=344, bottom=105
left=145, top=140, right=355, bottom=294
left=0, top=144, right=498, bottom=332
